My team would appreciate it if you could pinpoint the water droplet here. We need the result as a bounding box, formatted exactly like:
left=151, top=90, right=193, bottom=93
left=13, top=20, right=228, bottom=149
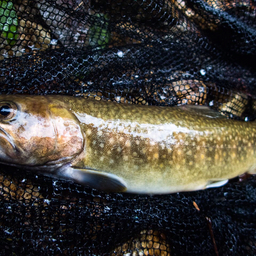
left=200, top=69, right=206, bottom=76
left=50, top=39, right=58, bottom=45
left=209, top=100, right=214, bottom=106
left=44, top=199, right=51, bottom=204
left=117, top=50, right=124, bottom=58
left=199, top=86, right=205, bottom=92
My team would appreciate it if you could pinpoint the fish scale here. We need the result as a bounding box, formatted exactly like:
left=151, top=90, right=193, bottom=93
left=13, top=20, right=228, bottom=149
left=0, top=95, right=255, bottom=194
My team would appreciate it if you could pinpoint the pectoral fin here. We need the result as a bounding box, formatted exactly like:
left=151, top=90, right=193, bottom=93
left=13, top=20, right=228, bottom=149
left=206, top=179, right=229, bottom=189
left=58, top=166, right=127, bottom=193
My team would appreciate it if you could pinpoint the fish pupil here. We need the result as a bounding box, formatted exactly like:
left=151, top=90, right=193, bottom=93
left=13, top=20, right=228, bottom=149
left=0, top=105, right=11, bottom=117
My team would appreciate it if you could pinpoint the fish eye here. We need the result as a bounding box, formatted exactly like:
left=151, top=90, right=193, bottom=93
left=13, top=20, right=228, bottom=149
left=0, top=102, right=17, bottom=122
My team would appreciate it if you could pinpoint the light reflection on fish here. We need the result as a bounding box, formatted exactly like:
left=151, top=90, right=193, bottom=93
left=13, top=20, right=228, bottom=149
left=0, top=95, right=255, bottom=194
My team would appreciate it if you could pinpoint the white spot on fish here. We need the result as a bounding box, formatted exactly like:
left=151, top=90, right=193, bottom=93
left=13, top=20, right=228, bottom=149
left=109, top=137, right=115, bottom=144
left=123, top=155, right=129, bottom=161
left=187, top=150, right=192, bottom=156
left=150, top=141, right=156, bottom=146
left=125, top=140, right=131, bottom=147
left=153, top=153, right=159, bottom=159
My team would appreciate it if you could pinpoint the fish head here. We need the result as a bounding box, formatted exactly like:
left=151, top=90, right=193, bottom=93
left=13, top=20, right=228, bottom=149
left=0, top=95, right=84, bottom=167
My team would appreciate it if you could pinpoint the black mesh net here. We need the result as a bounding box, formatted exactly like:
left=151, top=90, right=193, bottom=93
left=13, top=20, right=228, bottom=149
left=0, top=0, right=256, bottom=255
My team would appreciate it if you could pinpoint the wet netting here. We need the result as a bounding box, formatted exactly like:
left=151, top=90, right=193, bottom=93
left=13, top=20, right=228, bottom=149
left=0, top=0, right=256, bottom=255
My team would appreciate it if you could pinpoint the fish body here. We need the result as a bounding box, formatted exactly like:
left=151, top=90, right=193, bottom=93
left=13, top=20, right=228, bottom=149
left=0, top=95, right=255, bottom=194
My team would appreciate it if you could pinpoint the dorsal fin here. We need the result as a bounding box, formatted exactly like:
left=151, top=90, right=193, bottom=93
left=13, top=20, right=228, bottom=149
left=179, top=105, right=226, bottom=119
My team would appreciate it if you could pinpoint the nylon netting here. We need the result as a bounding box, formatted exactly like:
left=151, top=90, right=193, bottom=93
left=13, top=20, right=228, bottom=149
left=0, top=0, right=256, bottom=255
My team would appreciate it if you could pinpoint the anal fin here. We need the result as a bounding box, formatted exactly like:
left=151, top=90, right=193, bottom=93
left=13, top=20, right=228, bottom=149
left=206, top=179, right=229, bottom=189
left=247, top=164, right=256, bottom=175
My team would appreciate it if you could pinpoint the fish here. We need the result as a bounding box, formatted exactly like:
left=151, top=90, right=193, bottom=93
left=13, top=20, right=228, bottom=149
left=0, top=94, right=255, bottom=194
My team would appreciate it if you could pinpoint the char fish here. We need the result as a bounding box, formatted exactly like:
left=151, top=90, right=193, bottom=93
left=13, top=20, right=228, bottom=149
left=0, top=95, right=255, bottom=194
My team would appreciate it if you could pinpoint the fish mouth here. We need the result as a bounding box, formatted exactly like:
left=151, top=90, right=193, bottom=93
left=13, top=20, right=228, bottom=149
left=0, top=127, right=20, bottom=162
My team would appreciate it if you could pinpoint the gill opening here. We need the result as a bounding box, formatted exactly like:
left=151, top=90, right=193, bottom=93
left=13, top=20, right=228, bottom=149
left=45, top=96, right=59, bottom=155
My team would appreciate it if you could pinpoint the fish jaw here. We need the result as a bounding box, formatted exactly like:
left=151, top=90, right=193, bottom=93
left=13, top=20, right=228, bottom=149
left=0, top=127, right=22, bottom=163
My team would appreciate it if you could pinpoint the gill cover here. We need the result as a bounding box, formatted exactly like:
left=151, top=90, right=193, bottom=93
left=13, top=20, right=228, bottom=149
left=47, top=101, right=84, bottom=163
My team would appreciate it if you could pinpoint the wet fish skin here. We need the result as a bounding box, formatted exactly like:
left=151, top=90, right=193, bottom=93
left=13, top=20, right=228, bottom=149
left=0, top=95, right=255, bottom=194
